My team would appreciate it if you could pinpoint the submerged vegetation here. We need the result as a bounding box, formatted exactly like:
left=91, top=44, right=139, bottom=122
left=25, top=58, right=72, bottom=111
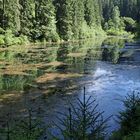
left=0, top=38, right=128, bottom=93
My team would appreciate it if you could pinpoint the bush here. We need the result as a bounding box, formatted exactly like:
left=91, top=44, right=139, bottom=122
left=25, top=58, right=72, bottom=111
left=0, top=27, right=5, bottom=34
left=106, top=29, right=132, bottom=38
left=1, top=29, right=29, bottom=46
left=19, top=35, right=29, bottom=44
left=0, top=35, right=5, bottom=45
left=119, top=91, right=140, bottom=135
left=111, top=91, right=140, bottom=140
left=4, top=29, right=15, bottom=46
left=122, top=17, right=136, bottom=32
left=45, top=31, right=60, bottom=42
left=123, top=129, right=140, bottom=140
left=13, top=37, right=22, bottom=45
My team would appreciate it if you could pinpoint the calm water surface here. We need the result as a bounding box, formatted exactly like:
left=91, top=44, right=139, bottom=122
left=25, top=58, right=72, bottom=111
left=0, top=37, right=140, bottom=138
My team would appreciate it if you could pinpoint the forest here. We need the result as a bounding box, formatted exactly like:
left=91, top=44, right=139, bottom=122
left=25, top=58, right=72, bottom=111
left=0, top=0, right=140, bottom=45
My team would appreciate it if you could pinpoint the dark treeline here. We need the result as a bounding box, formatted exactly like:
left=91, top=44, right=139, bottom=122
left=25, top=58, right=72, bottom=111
left=0, top=0, right=140, bottom=44
left=102, top=0, right=140, bottom=22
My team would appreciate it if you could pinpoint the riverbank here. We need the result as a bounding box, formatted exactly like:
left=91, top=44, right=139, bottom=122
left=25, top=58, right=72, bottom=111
left=0, top=26, right=136, bottom=48
left=0, top=28, right=107, bottom=47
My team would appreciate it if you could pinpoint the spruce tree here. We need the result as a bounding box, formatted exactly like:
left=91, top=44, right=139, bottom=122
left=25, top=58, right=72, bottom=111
left=0, top=0, right=6, bottom=29
left=54, top=0, right=74, bottom=41
left=35, top=0, right=59, bottom=42
left=112, top=6, right=121, bottom=30
left=84, top=0, right=96, bottom=27
left=20, top=0, right=35, bottom=36
left=72, top=0, right=85, bottom=39
left=1, top=0, right=21, bottom=33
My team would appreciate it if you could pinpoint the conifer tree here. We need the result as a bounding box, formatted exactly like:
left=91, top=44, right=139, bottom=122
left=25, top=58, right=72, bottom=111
left=54, top=0, right=74, bottom=41
left=20, top=0, right=35, bottom=36
left=0, top=0, right=140, bottom=43
left=84, top=0, right=96, bottom=27
left=0, top=0, right=6, bottom=28
left=1, top=0, right=21, bottom=33
left=72, top=0, right=85, bottom=39
left=35, top=0, right=59, bottom=42
left=112, top=6, right=121, bottom=30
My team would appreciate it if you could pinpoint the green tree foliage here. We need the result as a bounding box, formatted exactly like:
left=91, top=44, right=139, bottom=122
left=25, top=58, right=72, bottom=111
left=104, top=6, right=135, bottom=37
left=111, top=91, right=140, bottom=140
left=6, top=0, right=21, bottom=33
left=122, top=17, right=137, bottom=32
left=112, top=6, right=121, bottom=30
left=105, top=6, right=124, bottom=31
left=51, top=88, right=109, bottom=140
left=101, top=0, right=140, bottom=36
left=54, top=0, right=74, bottom=41
left=137, top=23, right=140, bottom=37
left=72, top=0, right=85, bottom=39
left=104, top=6, right=123, bottom=35
left=101, top=0, right=140, bottom=22
left=20, top=0, right=35, bottom=36
left=0, top=0, right=20, bottom=32
left=0, top=0, right=6, bottom=29
left=33, top=0, right=59, bottom=42
left=0, top=0, right=140, bottom=45
left=0, top=107, right=44, bottom=140
left=84, top=0, right=96, bottom=27
left=101, top=0, right=114, bottom=22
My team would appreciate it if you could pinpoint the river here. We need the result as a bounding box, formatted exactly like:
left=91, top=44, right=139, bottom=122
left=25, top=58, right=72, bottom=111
left=0, top=37, right=140, bottom=139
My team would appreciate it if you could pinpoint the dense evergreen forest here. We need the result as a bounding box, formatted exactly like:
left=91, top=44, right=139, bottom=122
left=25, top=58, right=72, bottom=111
left=0, top=0, right=140, bottom=45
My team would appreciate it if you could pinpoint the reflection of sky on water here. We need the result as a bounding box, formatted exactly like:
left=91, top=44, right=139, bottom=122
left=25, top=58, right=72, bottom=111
left=77, top=61, right=140, bottom=133
left=43, top=40, right=140, bottom=137
left=43, top=60, right=140, bottom=137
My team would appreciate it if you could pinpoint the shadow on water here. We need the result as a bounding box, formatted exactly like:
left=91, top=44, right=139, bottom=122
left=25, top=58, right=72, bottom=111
left=1, top=37, right=140, bottom=138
